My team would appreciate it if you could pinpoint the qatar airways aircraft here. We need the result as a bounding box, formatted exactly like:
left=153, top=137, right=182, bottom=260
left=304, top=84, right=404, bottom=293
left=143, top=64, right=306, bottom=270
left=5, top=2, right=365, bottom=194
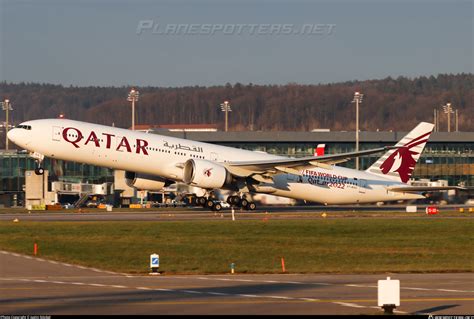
left=7, top=119, right=462, bottom=211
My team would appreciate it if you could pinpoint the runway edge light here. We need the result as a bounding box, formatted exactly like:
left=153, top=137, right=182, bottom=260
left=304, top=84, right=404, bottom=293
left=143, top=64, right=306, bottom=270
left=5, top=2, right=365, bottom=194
left=378, top=276, right=400, bottom=314
left=150, top=253, right=160, bottom=275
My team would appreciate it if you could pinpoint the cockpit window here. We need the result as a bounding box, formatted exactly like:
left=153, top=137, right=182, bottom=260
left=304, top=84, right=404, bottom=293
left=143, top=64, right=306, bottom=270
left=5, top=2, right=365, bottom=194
left=16, top=125, right=32, bottom=130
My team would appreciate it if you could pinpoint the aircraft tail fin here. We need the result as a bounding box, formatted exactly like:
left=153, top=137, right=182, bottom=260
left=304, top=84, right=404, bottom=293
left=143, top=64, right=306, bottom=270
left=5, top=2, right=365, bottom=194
left=366, top=122, right=434, bottom=184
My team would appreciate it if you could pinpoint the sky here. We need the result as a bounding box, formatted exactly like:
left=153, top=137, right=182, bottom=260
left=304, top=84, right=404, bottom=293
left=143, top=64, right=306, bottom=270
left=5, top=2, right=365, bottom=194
left=0, top=0, right=472, bottom=87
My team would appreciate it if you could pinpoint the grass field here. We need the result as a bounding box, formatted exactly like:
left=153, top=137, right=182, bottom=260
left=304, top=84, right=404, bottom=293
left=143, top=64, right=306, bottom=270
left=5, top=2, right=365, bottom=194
left=0, top=219, right=472, bottom=274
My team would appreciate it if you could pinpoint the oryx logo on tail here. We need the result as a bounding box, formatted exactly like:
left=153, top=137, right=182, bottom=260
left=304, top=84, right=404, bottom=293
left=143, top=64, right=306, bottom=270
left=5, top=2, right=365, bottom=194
left=365, top=122, right=435, bottom=184
left=380, top=132, right=431, bottom=183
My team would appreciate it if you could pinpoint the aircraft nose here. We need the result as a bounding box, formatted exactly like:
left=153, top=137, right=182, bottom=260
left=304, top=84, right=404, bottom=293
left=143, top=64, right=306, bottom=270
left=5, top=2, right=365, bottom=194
left=7, top=128, right=17, bottom=143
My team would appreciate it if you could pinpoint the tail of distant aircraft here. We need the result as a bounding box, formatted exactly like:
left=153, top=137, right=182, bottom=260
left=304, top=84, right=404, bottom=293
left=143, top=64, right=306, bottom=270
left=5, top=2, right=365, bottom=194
left=366, top=122, right=435, bottom=184
left=314, top=144, right=326, bottom=156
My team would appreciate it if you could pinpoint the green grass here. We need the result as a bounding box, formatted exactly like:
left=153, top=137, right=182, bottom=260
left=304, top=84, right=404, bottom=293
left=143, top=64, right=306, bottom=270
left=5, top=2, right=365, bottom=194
left=0, top=219, right=472, bottom=274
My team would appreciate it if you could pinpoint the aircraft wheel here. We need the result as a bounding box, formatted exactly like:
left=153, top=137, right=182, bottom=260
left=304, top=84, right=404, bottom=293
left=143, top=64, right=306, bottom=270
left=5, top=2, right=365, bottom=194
left=247, top=202, right=257, bottom=211
left=197, top=196, right=207, bottom=206
left=228, top=196, right=241, bottom=206
left=35, top=167, right=44, bottom=175
left=213, top=202, right=222, bottom=212
left=206, top=199, right=215, bottom=209
left=240, top=198, right=249, bottom=208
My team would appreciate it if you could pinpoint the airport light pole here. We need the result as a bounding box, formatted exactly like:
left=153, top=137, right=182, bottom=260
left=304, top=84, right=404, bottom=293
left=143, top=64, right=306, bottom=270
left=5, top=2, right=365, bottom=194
left=220, top=101, right=232, bottom=132
left=455, top=109, right=459, bottom=132
left=442, top=103, right=454, bottom=132
left=127, top=88, right=140, bottom=131
left=1, top=99, right=13, bottom=150
left=351, top=92, right=363, bottom=170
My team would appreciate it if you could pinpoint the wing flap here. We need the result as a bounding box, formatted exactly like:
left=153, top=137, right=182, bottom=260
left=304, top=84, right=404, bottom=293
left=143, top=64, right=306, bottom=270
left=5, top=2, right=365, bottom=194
left=227, top=146, right=395, bottom=173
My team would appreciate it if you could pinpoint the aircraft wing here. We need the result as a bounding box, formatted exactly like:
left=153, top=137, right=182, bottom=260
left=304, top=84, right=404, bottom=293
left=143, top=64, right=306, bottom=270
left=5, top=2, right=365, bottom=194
left=386, top=186, right=468, bottom=193
left=225, top=146, right=396, bottom=177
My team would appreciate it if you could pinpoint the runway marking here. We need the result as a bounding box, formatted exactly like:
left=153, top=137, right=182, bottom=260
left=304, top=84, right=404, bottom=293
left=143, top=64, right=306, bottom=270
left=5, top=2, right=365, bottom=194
left=192, top=277, right=307, bottom=285
left=403, top=287, right=430, bottom=291
left=345, top=284, right=371, bottom=288
left=344, top=283, right=474, bottom=293
left=207, top=292, right=229, bottom=296
left=436, top=289, right=474, bottom=293
left=91, top=268, right=104, bottom=272
left=265, top=295, right=295, bottom=300
left=0, top=250, right=132, bottom=277
left=181, top=290, right=203, bottom=294
left=333, top=302, right=366, bottom=308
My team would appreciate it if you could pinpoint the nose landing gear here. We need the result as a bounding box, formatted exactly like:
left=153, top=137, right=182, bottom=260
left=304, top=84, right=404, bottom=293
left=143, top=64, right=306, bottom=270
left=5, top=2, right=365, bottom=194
left=30, top=152, right=45, bottom=175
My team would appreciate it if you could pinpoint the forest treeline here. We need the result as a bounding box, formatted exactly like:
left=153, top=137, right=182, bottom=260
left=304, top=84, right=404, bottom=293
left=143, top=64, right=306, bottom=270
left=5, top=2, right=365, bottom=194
left=0, top=74, right=472, bottom=136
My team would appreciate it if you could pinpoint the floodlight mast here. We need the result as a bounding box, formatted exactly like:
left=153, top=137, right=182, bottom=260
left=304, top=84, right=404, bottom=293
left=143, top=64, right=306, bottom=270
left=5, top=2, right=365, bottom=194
left=127, top=89, right=140, bottom=131
left=442, top=103, right=454, bottom=132
left=220, top=101, right=232, bottom=132
left=1, top=99, right=13, bottom=150
left=351, top=92, right=364, bottom=170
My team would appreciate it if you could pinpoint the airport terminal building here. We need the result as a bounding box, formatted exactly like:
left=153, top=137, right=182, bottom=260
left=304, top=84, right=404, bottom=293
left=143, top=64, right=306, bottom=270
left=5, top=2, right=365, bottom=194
left=1, top=129, right=473, bottom=206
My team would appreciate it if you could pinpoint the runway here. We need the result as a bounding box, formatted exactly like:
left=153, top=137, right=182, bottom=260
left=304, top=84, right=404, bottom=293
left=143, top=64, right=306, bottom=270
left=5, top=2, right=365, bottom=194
left=1, top=250, right=473, bottom=315
left=0, top=205, right=471, bottom=222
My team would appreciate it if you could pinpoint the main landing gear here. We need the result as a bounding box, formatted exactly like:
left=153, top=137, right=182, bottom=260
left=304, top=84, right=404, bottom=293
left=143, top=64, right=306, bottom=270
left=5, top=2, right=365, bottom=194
left=192, top=195, right=223, bottom=212
left=191, top=194, right=257, bottom=212
left=227, top=195, right=257, bottom=211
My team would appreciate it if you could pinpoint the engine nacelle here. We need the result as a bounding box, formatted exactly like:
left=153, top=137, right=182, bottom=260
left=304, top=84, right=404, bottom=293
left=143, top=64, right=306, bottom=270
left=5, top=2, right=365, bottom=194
left=183, top=159, right=232, bottom=189
left=125, top=171, right=167, bottom=191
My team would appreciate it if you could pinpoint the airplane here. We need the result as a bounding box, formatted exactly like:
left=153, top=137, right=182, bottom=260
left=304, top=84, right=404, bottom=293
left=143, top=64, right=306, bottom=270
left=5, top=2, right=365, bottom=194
left=7, top=119, right=465, bottom=211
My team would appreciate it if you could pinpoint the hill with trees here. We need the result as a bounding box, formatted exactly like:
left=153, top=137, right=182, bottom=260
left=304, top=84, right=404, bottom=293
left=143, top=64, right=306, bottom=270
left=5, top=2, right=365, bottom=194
left=0, top=74, right=472, bottom=142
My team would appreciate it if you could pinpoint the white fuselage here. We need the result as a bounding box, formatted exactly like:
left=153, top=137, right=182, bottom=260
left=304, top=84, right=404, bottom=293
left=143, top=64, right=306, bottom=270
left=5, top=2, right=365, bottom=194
left=8, top=119, right=423, bottom=204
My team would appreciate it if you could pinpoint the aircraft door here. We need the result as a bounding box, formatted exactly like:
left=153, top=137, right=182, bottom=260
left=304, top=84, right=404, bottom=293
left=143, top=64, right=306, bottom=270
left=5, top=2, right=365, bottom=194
left=210, top=152, right=219, bottom=161
left=358, top=179, right=367, bottom=193
left=52, top=126, right=62, bottom=141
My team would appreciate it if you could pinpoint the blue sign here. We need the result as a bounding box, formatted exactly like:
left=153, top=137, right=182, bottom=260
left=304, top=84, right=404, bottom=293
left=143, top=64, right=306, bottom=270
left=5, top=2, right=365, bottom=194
left=150, top=254, right=160, bottom=269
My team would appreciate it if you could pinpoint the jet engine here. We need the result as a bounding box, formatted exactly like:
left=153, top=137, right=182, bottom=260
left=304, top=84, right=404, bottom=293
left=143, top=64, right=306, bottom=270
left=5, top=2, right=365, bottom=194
left=183, top=159, right=232, bottom=189
left=125, top=171, right=168, bottom=191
